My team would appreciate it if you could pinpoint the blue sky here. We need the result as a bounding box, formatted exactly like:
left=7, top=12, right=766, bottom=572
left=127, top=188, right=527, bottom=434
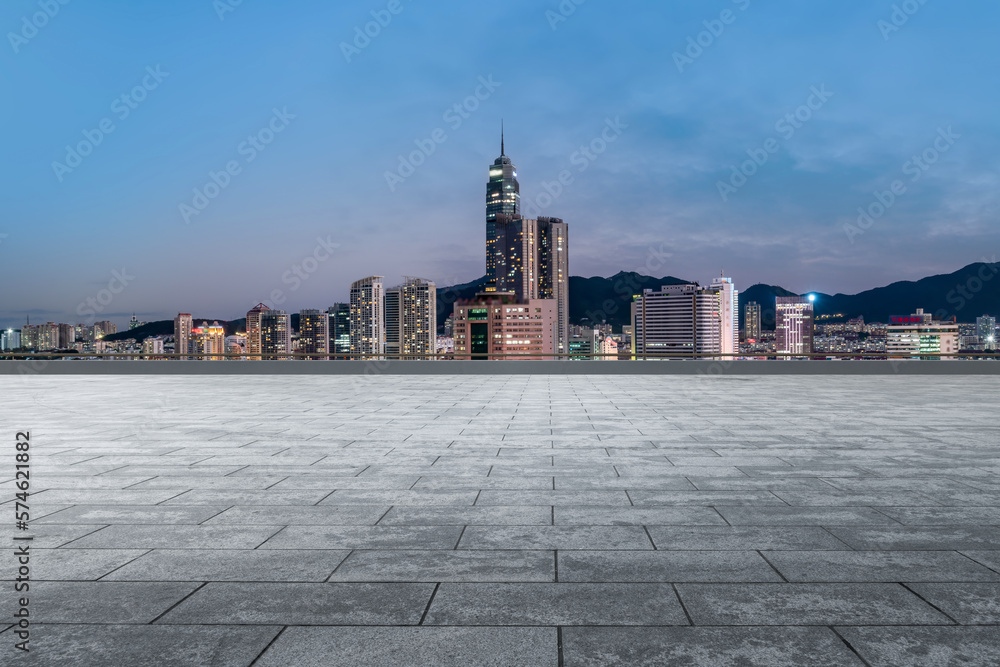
left=2, top=0, right=998, bottom=327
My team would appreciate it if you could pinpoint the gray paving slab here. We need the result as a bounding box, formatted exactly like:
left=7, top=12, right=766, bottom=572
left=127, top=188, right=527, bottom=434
left=260, top=525, right=464, bottom=549
left=765, top=550, right=1000, bottom=582
left=202, top=504, right=389, bottom=525
left=0, top=582, right=200, bottom=623
left=906, top=583, right=1000, bottom=623
left=425, top=582, right=687, bottom=625
left=647, top=526, right=848, bottom=550
left=254, top=626, right=558, bottom=667
left=836, top=626, right=1000, bottom=666
left=628, top=491, right=789, bottom=506
left=676, top=583, right=953, bottom=625
left=876, top=506, right=1000, bottom=525
left=558, top=550, right=782, bottom=582
left=827, top=526, right=1000, bottom=550
left=34, top=504, right=228, bottom=525
left=458, top=525, right=653, bottom=550
left=157, top=582, right=435, bottom=625
left=718, top=507, right=901, bottom=526
left=555, top=506, right=728, bottom=526
left=161, top=489, right=331, bottom=505
left=0, top=549, right=148, bottom=581
left=562, top=627, right=866, bottom=666
left=3, top=624, right=282, bottom=667
left=378, top=505, right=553, bottom=525
left=103, top=548, right=350, bottom=581
left=65, top=524, right=282, bottom=549
left=329, top=549, right=555, bottom=582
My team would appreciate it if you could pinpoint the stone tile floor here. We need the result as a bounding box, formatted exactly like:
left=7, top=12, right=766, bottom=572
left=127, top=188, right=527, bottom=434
left=1, top=374, right=999, bottom=665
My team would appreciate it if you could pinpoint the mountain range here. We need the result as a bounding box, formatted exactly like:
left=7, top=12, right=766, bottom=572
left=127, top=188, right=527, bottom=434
left=103, top=261, right=1000, bottom=342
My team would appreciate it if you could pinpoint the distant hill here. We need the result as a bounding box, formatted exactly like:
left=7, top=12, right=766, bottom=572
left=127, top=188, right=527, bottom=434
left=738, top=262, right=1000, bottom=328
left=104, top=262, right=1000, bottom=342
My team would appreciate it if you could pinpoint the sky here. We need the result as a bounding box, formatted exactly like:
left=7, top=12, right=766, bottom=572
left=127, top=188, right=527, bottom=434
left=2, top=0, right=999, bottom=328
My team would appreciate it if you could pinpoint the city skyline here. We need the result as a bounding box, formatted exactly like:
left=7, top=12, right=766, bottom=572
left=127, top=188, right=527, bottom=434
left=4, top=1, right=1000, bottom=328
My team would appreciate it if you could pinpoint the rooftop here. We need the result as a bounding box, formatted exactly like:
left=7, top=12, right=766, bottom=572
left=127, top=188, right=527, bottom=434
left=3, top=374, right=999, bottom=665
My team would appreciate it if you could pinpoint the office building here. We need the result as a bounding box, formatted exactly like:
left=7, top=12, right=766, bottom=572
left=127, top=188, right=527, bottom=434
left=601, top=335, right=619, bottom=360
left=327, top=303, right=351, bottom=357
left=174, top=313, right=193, bottom=359
left=385, top=278, right=437, bottom=359
left=775, top=296, right=814, bottom=359
left=486, top=128, right=520, bottom=284
left=2, top=328, right=20, bottom=351
left=491, top=215, right=569, bottom=353
left=350, top=276, right=385, bottom=358
left=887, top=309, right=959, bottom=359
left=744, top=301, right=762, bottom=341
left=568, top=329, right=600, bottom=359
left=453, top=292, right=557, bottom=360
left=977, top=315, right=997, bottom=351
left=631, top=280, right=739, bottom=359
left=260, top=310, right=292, bottom=360
left=299, top=309, right=329, bottom=358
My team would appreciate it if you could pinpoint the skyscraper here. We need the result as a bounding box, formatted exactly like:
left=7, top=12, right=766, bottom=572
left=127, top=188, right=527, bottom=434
left=486, top=127, right=520, bottom=286
left=491, top=216, right=570, bottom=353
left=385, top=278, right=437, bottom=359
left=712, top=275, right=739, bottom=356
left=977, top=315, right=996, bottom=350
left=350, top=276, right=385, bottom=358
left=744, top=301, right=762, bottom=341
left=630, top=280, right=739, bottom=359
left=775, top=296, right=814, bottom=359
left=260, top=310, right=292, bottom=360
left=299, top=309, right=329, bottom=359
left=129, top=314, right=140, bottom=330
left=174, top=313, right=192, bottom=359
left=327, top=303, right=351, bottom=357
left=246, top=303, right=269, bottom=360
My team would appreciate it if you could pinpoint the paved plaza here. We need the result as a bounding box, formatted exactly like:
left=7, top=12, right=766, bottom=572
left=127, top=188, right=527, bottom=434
left=2, top=374, right=1000, bottom=665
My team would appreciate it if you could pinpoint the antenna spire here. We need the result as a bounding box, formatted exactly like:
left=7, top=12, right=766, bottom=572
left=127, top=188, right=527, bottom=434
left=501, top=120, right=505, bottom=156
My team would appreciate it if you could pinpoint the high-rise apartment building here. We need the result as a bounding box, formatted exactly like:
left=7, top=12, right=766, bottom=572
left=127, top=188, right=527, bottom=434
left=142, top=337, right=164, bottom=356
left=20, top=324, right=37, bottom=350
left=59, top=323, right=75, bottom=349
left=174, top=313, right=193, bottom=359
left=775, top=296, right=814, bottom=358
left=630, top=280, right=739, bottom=358
left=385, top=278, right=437, bottom=359
left=486, top=129, right=520, bottom=284
left=350, top=276, right=385, bottom=358
left=245, top=303, right=269, bottom=360
left=453, top=292, right=557, bottom=360
left=744, top=301, right=762, bottom=341
left=888, top=309, right=958, bottom=359
left=977, top=315, right=997, bottom=350
left=260, top=310, right=292, bottom=360
left=37, top=322, right=60, bottom=350
left=491, top=216, right=569, bottom=353
left=299, top=309, right=329, bottom=358
left=94, top=321, right=117, bottom=338
left=327, top=303, right=351, bottom=357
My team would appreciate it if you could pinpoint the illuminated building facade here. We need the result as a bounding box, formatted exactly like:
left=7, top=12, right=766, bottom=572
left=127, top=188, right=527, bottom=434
left=453, top=292, right=557, bottom=360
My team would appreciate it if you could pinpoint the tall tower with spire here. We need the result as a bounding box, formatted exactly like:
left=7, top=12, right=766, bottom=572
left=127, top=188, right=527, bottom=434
left=485, top=122, right=520, bottom=287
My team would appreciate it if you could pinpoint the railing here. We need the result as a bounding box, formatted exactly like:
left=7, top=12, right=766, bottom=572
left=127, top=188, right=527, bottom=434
left=2, top=352, right=999, bottom=361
